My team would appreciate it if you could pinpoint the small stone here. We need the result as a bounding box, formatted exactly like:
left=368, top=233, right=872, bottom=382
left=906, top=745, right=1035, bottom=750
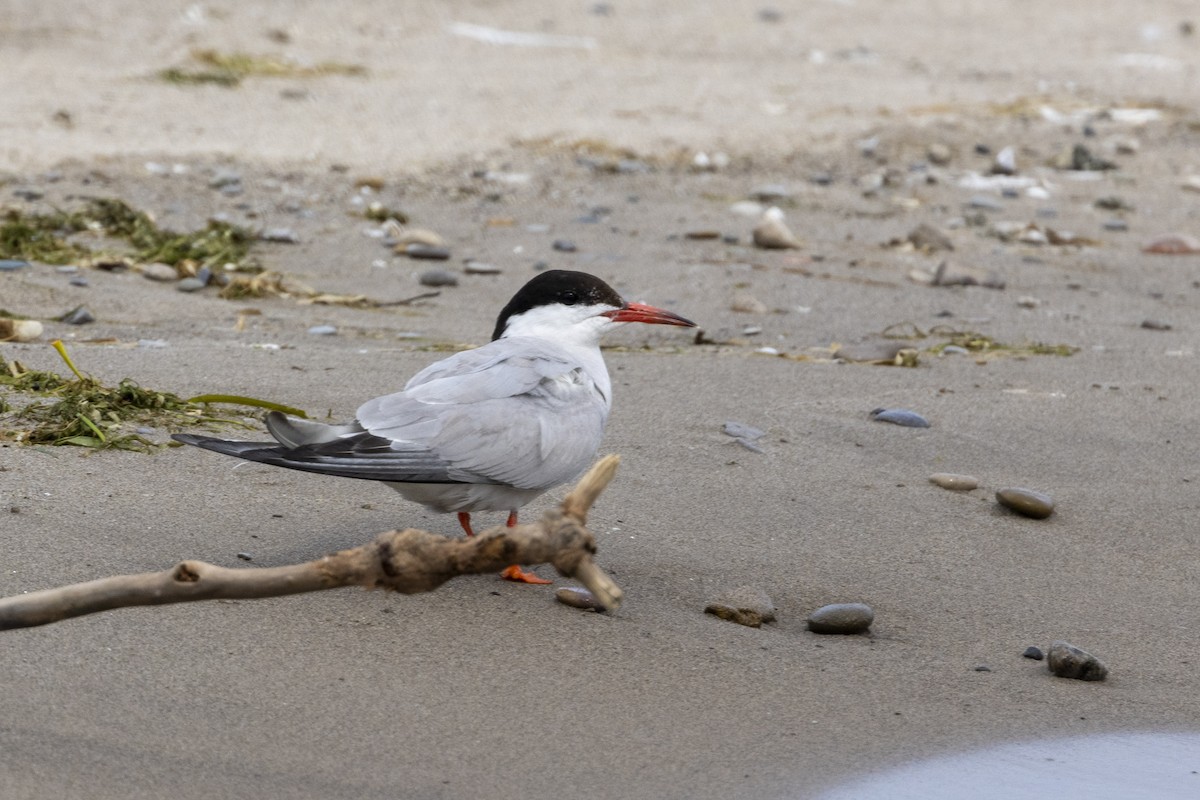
left=704, top=586, right=776, bottom=628
left=992, top=145, right=1017, bottom=175
left=307, top=324, right=337, bottom=336
left=1017, top=295, right=1041, bottom=308
left=1022, top=646, right=1045, bottom=661
left=391, top=227, right=445, bottom=248
left=907, top=222, right=954, bottom=252
left=177, top=277, right=207, bottom=293
left=869, top=408, right=930, bottom=428
left=0, top=259, right=30, bottom=271
left=684, top=230, right=722, bottom=240
left=236, top=552, right=253, bottom=561
left=209, top=169, right=242, bottom=189
left=807, top=602, right=874, bottom=635
left=1141, top=319, right=1172, bottom=331
left=404, top=244, right=452, bottom=261
left=932, top=260, right=1005, bottom=290
left=59, top=305, right=95, bottom=325
left=1047, top=641, right=1108, bottom=681
left=418, top=269, right=458, bottom=287
left=69, top=276, right=90, bottom=287
left=1102, top=219, right=1129, bottom=232
left=927, top=143, right=952, bottom=166
left=995, top=487, right=1055, bottom=519
left=552, top=239, right=577, bottom=252
left=555, top=587, right=606, bottom=612
left=463, top=260, right=502, bottom=275
left=141, top=262, right=178, bottom=282
left=730, top=293, right=768, bottom=314
left=974, top=664, right=993, bottom=672
left=967, top=195, right=1004, bottom=211
left=1142, top=233, right=1200, bottom=254
left=0, top=319, right=43, bottom=342
left=752, top=207, right=803, bottom=249
left=749, top=184, right=792, bottom=202
left=260, top=227, right=300, bottom=243
left=929, top=473, right=979, bottom=491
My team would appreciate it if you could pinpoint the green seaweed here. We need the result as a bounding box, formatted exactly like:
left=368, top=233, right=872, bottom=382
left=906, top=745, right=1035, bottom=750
left=159, top=49, right=366, bottom=88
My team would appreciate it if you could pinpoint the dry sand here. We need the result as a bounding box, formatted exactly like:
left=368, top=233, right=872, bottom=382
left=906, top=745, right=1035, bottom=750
left=3, top=1, right=1200, bottom=798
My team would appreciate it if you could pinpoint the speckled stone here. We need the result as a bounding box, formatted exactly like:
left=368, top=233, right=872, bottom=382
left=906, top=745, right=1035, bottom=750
left=704, top=586, right=776, bottom=628
left=929, top=473, right=979, bottom=491
left=555, top=587, right=607, bottom=612
left=807, top=602, right=874, bottom=635
left=996, top=487, right=1055, bottom=519
left=1047, top=641, right=1108, bottom=681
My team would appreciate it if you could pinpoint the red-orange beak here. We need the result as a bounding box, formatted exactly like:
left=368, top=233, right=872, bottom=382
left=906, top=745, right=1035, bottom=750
left=602, top=301, right=696, bottom=327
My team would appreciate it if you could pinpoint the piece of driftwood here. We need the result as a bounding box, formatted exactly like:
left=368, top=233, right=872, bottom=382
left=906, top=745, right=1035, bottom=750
left=0, top=455, right=624, bottom=631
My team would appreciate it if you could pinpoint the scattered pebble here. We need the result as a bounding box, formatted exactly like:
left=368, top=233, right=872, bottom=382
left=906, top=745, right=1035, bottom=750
left=967, top=195, right=1004, bottom=211
left=930, top=260, right=1005, bottom=290
left=1141, top=319, right=1172, bottom=331
left=208, top=169, right=243, bottom=189
left=1053, top=144, right=1116, bottom=172
left=992, top=145, right=1017, bottom=175
left=391, top=228, right=446, bottom=248
left=752, top=207, right=803, bottom=250
left=974, top=664, right=993, bottom=672
left=261, top=227, right=300, bottom=244
left=403, top=244, right=452, bottom=261
left=869, top=408, right=930, bottom=428
left=1022, top=645, right=1045, bottom=661
left=463, top=260, right=502, bottom=275
left=555, top=586, right=607, bottom=612
left=552, top=239, right=577, bottom=252
left=927, top=142, right=952, bottom=165
left=704, top=586, right=776, bottom=628
left=995, top=487, right=1055, bottom=519
left=69, top=276, right=90, bottom=287
left=59, top=305, right=95, bottom=325
left=1142, top=233, right=1200, bottom=254
left=907, top=222, right=954, bottom=252
left=236, top=552, right=254, bottom=562
left=929, top=473, right=979, bottom=491
left=807, top=602, right=874, bottom=635
left=419, top=269, right=459, bottom=287
left=749, top=184, right=792, bottom=202
left=731, top=293, right=768, bottom=314
left=1102, top=219, right=1129, bottom=232
left=141, top=262, right=178, bottom=282
left=0, top=259, right=30, bottom=271
left=1017, top=295, right=1041, bottom=309
left=729, top=200, right=765, bottom=217
left=1047, top=641, right=1108, bottom=681
left=307, top=324, right=337, bottom=336
left=0, top=319, right=43, bottom=342
left=177, top=277, right=207, bottom=293
left=684, top=230, right=722, bottom=240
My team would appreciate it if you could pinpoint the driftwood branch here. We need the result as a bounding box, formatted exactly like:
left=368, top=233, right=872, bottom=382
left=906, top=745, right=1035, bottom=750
left=0, top=455, right=624, bottom=631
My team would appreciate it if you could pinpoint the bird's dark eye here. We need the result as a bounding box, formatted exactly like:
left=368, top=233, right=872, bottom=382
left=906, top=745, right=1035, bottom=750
left=560, top=290, right=579, bottom=305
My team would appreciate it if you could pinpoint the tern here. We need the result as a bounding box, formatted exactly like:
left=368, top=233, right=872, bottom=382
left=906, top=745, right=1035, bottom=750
left=173, top=270, right=696, bottom=583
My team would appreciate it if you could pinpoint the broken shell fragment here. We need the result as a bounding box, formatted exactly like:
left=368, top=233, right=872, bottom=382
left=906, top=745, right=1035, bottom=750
left=0, top=319, right=44, bottom=342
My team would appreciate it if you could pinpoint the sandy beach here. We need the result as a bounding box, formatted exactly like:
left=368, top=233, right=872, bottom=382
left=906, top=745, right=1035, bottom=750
left=3, top=2, right=1200, bottom=797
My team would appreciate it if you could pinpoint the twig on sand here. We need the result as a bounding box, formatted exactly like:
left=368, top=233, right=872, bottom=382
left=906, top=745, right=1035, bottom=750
left=0, top=456, right=624, bottom=631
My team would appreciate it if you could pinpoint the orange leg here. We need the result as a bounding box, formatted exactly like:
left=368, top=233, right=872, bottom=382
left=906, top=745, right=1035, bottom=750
left=457, top=511, right=475, bottom=537
left=499, top=510, right=552, bottom=584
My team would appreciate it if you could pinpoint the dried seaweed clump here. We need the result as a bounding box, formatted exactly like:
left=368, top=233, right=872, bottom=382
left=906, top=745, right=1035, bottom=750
left=159, top=49, right=366, bottom=87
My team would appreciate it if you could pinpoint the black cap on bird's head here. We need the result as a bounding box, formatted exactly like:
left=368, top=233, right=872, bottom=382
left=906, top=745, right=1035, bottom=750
left=491, top=270, right=695, bottom=341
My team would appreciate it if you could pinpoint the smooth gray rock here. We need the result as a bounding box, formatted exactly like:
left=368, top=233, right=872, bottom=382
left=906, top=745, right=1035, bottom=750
left=807, top=602, right=874, bottom=635
left=996, top=487, right=1055, bottom=519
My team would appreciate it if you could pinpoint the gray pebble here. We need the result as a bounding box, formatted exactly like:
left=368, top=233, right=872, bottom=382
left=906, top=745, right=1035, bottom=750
left=1141, top=319, right=1172, bottom=331
left=177, top=277, right=207, bottom=293
left=552, top=239, right=578, bottom=252
left=807, top=602, right=874, bottom=635
left=59, top=305, right=95, bottom=325
left=307, top=324, right=337, bottom=336
left=209, top=170, right=242, bottom=189
left=996, top=487, right=1055, bottom=519
left=940, top=345, right=969, bottom=355
left=1022, top=645, right=1045, bottom=660
left=907, top=222, right=954, bottom=252
left=704, top=586, right=776, bottom=628
left=419, top=269, right=459, bottom=287
left=749, top=184, right=792, bottom=202
left=723, top=421, right=766, bottom=441
left=236, top=552, right=254, bottom=562
left=141, top=262, right=178, bottom=282
left=404, top=244, right=451, bottom=261
left=0, top=259, right=30, bottom=271
left=929, top=473, right=979, bottom=491
left=69, top=276, right=90, bottom=287
left=464, top=260, right=502, bottom=275
left=869, top=408, right=930, bottom=428
left=967, top=195, right=1004, bottom=211
left=1102, top=219, right=1129, bottom=232
left=555, top=587, right=606, bottom=612
left=1047, top=641, right=1108, bottom=681
left=261, top=227, right=300, bottom=244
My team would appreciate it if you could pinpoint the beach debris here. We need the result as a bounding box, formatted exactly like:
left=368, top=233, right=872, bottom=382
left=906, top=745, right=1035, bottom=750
left=0, top=319, right=44, bottom=342
left=1047, top=641, right=1108, bottom=681
left=684, top=230, right=722, bottom=240
left=418, top=269, right=458, bottom=287
left=58, top=305, right=95, bottom=325
left=0, top=259, right=30, bottom=271
left=260, top=228, right=300, bottom=244
left=555, top=586, right=607, bottom=612
left=141, top=262, right=178, bottom=282
left=927, top=142, right=952, bottom=165
left=731, top=293, right=768, bottom=314
left=995, top=487, right=1055, bottom=519
left=1141, top=319, right=1172, bottom=331
left=158, top=49, right=366, bottom=88
left=929, top=473, right=979, bottom=491
left=752, top=207, right=803, bottom=250
left=0, top=455, right=625, bottom=630
left=463, top=260, right=502, bottom=275
left=704, top=586, right=776, bottom=628
left=807, top=602, right=874, bottom=635
left=402, top=244, right=451, bottom=261
left=448, top=21, right=598, bottom=50
left=833, top=341, right=906, bottom=363
left=1022, top=645, right=1045, bottom=660
left=722, top=420, right=766, bottom=453
left=1050, top=144, right=1117, bottom=172
left=909, top=260, right=1005, bottom=290
left=991, top=145, right=1018, bottom=175
left=749, top=184, right=792, bottom=202
left=1142, top=233, right=1200, bottom=254
left=390, top=227, right=445, bottom=250
left=869, top=408, right=930, bottom=428
left=236, top=552, right=253, bottom=562
left=307, top=325, right=337, bottom=336
left=552, top=239, right=577, bottom=253
left=906, top=222, right=954, bottom=252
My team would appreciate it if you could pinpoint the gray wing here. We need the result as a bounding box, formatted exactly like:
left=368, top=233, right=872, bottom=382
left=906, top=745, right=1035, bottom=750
left=355, top=338, right=610, bottom=489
